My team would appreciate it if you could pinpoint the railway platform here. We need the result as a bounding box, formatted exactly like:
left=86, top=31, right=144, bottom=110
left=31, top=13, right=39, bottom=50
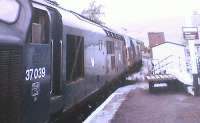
left=83, top=82, right=200, bottom=123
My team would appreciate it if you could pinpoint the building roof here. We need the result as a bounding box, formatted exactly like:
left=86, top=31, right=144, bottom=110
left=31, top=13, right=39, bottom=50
left=152, top=41, right=186, bottom=48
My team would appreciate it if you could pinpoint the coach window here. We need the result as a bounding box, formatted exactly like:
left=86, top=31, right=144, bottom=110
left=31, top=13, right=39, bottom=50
left=66, top=34, right=84, bottom=81
left=106, top=41, right=114, bottom=54
left=28, top=8, right=49, bottom=44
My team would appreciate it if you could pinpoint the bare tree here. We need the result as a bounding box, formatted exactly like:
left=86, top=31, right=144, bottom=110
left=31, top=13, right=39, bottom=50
left=81, top=0, right=105, bottom=24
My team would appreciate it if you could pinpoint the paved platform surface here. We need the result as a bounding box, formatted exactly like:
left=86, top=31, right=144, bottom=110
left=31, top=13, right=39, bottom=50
left=84, top=82, right=200, bottom=123
left=112, top=88, right=200, bottom=123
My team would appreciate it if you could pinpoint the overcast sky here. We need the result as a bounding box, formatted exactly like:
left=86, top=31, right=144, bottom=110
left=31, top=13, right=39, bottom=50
left=57, top=0, right=200, bottom=23
left=57, top=0, right=200, bottom=45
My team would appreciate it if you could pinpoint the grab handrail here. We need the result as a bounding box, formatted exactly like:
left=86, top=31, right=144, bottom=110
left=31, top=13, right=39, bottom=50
left=152, top=55, right=185, bottom=74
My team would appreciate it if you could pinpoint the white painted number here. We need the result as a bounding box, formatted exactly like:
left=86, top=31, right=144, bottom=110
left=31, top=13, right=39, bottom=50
left=34, top=68, right=38, bottom=79
left=25, top=67, right=46, bottom=81
left=30, top=69, right=33, bottom=80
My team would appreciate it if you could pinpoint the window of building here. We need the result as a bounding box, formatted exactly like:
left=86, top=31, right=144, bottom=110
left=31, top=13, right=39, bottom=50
left=29, top=8, right=49, bottom=44
left=106, top=41, right=114, bottom=54
left=66, top=34, right=84, bottom=81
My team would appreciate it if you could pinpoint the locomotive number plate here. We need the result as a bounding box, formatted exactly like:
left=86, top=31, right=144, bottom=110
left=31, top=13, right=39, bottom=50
left=25, top=67, right=46, bottom=81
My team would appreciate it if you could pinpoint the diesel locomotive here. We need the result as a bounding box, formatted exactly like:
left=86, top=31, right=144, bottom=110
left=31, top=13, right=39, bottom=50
left=0, top=0, right=142, bottom=123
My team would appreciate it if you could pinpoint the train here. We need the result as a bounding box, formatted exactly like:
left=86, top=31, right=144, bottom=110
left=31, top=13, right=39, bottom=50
left=0, top=0, right=142, bottom=123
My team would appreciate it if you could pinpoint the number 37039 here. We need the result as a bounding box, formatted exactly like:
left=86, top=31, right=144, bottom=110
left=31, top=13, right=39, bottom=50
left=25, top=67, right=46, bottom=81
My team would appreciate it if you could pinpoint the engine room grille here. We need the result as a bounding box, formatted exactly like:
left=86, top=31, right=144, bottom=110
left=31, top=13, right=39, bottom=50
left=0, top=48, right=22, bottom=123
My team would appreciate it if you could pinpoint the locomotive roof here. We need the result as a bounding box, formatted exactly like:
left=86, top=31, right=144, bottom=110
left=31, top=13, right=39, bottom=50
left=32, top=0, right=125, bottom=40
left=58, top=9, right=106, bottom=34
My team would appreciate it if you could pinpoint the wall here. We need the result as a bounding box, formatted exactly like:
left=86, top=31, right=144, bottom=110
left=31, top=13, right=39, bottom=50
left=152, top=42, right=187, bottom=73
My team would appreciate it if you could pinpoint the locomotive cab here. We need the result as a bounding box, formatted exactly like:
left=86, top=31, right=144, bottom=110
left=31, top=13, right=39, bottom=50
left=0, top=1, right=64, bottom=123
left=23, top=3, right=64, bottom=123
left=23, top=5, right=51, bottom=123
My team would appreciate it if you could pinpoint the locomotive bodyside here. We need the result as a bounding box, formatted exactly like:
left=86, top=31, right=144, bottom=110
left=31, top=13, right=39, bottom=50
left=57, top=8, right=128, bottom=112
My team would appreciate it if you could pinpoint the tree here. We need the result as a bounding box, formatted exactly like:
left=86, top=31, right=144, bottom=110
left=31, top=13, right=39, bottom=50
left=81, top=0, right=105, bottom=24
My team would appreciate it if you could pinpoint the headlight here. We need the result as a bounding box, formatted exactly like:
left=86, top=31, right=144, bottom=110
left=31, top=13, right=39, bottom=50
left=0, top=0, right=20, bottom=23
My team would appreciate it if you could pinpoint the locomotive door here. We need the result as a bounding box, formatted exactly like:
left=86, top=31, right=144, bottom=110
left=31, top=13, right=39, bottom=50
left=48, top=8, right=63, bottom=96
left=23, top=6, right=51, bottom=123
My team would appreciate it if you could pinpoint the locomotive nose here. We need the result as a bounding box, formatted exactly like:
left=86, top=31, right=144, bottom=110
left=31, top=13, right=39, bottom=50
left=0, top=0, right=32, bottom=123
left=0, top=46, right=23, bottom=123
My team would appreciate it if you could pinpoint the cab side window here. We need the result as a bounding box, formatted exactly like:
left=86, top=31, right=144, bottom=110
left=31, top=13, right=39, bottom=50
left=29, top=8, right=49, bottom=44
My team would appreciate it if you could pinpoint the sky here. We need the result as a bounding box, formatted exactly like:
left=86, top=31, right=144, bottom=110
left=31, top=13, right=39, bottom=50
left=57, top=0, right=200, bottom=46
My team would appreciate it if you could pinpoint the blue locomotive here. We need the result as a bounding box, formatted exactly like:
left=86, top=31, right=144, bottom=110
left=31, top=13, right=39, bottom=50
left=0, top=0, right=142, bottom=123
